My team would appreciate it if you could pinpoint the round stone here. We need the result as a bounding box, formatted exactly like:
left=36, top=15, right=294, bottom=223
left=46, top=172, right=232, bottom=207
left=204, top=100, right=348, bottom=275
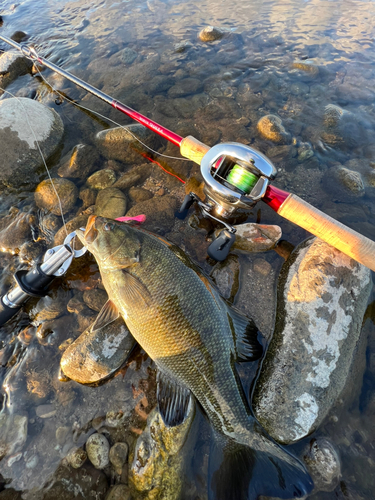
left=87, top=169, right=116, bottom=190
left=303, top=438, right=341, bottom=492
left=257, top=115, right=291, bottom=144
left=95, top=187, right=127, bottom=219
left=109, top=442, right=129, bottom=475
left=67, top=447, right=87, bottom=469
left=198, top=26, right=225, bottom=42
left=35, top=178, right=78, bottom=215
left=86, top=433, right=110, bottom=469
left=0, top=98, right=64, bottom=188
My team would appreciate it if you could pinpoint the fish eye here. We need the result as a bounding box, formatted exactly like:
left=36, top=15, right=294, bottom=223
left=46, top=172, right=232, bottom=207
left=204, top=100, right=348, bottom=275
left=103, top=222, right=114, bottom=231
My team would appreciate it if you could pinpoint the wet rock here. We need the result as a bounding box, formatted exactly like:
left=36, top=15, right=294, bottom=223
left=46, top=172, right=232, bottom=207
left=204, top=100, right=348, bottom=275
left=216, top=223, right=282, bottom=252
left=95, top=187, right=127, bottom=219
left=36, top=404, right=56, bottom=419
left=130, top=404, right=195, bottom=499
left=37, top=463, right=108, bottom=500
left=95, top=124, right=160, bottom=164
left=120, top=47, right=138, bottom=65
left=53, top=214, right=89, bottom=246
left=323, top=104, right=347, bottom=129
left=0, top=211, right=35, bottom=254
left=10, top=31, right=28, bottom=43
left=113, top=169, right=142, bottom=190
left=60, top=318, right=136, bottom=384
left=87, top=169, right=116, bottom=190
left=292, top=60, right=320, bottom=79
left=253, top=238, right=372, bottom=444
left=126, top=195, right=179, bottom=232
left=0, top=414, right=28, bottom=459
left=66, top=447, right=88, bottom=469
left=86, top=433, right=110, bottom=469
left=322, top=165, right=365, bottom=201
left=174, top=40, right=193, bottom=53
left=168, top=78, right=203, bottom=98
left=58, top=144, right=100, bottom=179
left=128, top=187, right=153, bottom=203
left=79, top=187, right=97, bottom=209
left=109, top=442, right=129, bottom=475
left=35, top=178, right=78, bottom=215
left=18, top=240, right=46, bottom=264
left=38, top=211, right=62, bottom=243
left=297, top=143, right=314, bottom=162
left=0, top=98, right=64, bottom=188
left=211, top=254, right=240, bottom=303
left=257, top=115, right=291, bottom=144
left=0, top=51, right=32, bottom=93
left=304, top=438, right=341, bottom=492
left=253, top=258, right=272, bottom=276
left=83, top=289, right=108, bottom=312
left=198, top=26, right=225, bottom=42
left=56, top=426, right=70, bottom=446
left=30, top=288, right=71, bottom=324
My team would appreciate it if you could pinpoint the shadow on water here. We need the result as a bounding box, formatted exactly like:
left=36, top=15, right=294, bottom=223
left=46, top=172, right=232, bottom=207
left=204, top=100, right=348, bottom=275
left=0, top=0, right=374, bottom=497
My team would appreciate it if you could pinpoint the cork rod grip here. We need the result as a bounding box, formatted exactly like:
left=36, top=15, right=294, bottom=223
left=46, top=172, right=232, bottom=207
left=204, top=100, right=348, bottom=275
left=278, top=194, right=375, bottom=272
left=180, top=136, right=210, bottom=164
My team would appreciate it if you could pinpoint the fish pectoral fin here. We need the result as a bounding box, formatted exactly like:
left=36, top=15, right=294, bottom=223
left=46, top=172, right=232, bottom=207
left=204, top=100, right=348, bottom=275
left=120, top=270, right=151, bottom=307
left=224, top=302, right=263, bottom=362
left=91, top=300, right=120, bottom=332
left=157, top=370, right=192, bottom=427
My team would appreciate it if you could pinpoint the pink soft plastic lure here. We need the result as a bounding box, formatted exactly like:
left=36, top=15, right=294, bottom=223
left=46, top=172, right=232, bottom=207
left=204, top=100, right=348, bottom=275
left=115, top=215, right=146, bottom=224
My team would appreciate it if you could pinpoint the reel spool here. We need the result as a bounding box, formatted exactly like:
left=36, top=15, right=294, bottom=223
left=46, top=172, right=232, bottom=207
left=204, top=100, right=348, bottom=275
left=200, top=143, right=277, bottom=218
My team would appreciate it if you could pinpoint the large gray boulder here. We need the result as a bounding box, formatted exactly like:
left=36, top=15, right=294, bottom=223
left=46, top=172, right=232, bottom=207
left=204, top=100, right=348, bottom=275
left=253, top=238, right=372, bottom=444
left=0, top=97, right=64, bottom=188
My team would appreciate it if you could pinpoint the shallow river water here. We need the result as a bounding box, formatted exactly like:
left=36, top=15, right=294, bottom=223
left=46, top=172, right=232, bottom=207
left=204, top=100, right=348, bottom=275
left=0, top=0, right=375, bottom=498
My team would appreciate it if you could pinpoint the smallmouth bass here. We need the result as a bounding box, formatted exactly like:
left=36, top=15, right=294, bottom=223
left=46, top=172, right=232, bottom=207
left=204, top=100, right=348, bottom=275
left=76, top=215, right=313, bottom=500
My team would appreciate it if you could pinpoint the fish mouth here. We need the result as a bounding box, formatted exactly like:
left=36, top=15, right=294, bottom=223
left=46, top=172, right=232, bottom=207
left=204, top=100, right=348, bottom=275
left=84, top=215, right=99, bottom=244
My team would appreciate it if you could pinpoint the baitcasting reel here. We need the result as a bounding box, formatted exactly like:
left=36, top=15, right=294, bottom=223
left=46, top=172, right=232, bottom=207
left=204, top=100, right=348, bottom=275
left=180, top=143, right=277, bottom=261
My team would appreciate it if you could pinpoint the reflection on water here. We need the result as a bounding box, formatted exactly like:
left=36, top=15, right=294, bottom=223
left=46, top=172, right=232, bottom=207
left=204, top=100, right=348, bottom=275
left=0, top=0, right=375, bottom=497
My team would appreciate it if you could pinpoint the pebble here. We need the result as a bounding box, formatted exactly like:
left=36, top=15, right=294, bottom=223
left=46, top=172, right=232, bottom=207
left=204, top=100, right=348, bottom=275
left=257, top=115, right=291, bottom=144
left=56, top=426, right=70, bottom=446
left=58, top=144, right=100, bottom=179
left=86, top=433, right=110, bottom=469
left=0, top=98, right=64, bottom=188
left=83, top=289, right=108, bottom=312
left=105, top=485, right=131, bottom=500
left=128, top=186, right=153, bottom=203
left=35, top=178, right=78, bottom=215
left=0, top=414, right=28, bottom=458
left=120, top=47, right=138, bottom=65
left=322, top=165, right=365, bottom=201
left=198, top=26, right=225, bottom=42
left=36, top=404, right=56, bottom=419
left=253, top=238, right=372, bottom=444
left=79, top=187, right=97, bottom=209
left=25, top=454, right=39, bottom=469
left=109, top=442, right=129, bottom=475
left=253, top=258, right=272, bottom=276
left=0, top=51, right=32, bottom=93
left=95, top=187, right=127, bottom=219
left=303, top=438, right=341, bottom=492
left=113, top=170, right=142, bottom=190
left=66, top=447, right=88, bottom=469
left=0, top=211, right=34, bottom=254
left=87, top=169, right=117, bottom=190
left=292, top=60, right=320, bottom=78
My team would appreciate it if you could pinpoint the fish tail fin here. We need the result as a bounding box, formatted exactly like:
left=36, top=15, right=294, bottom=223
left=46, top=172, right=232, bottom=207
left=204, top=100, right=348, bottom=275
left=208, top=428, right=313, bottom=500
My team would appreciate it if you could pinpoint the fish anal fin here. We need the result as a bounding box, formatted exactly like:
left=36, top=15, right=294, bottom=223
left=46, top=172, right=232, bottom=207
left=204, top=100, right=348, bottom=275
left=225, top=304, right=263, bottom=362
left=120, top=271, right=151, bottom=307
left=91, top=300, right=119, bottom=332
left=157, top=370, right=191, bottom=427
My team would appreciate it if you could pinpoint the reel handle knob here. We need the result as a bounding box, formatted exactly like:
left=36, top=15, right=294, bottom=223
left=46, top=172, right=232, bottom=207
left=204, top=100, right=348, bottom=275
left=177, top=193, right=196, bottom=219
left=207, top=230, right=236, bottom=262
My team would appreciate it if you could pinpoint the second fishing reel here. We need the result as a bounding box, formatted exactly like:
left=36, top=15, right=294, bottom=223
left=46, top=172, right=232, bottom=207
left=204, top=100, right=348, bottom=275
left=179, top=143, right=277, bottom=261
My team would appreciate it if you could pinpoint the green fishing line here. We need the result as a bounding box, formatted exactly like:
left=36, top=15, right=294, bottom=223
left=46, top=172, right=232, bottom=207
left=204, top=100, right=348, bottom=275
left=226, top=164, right=258, bottom=193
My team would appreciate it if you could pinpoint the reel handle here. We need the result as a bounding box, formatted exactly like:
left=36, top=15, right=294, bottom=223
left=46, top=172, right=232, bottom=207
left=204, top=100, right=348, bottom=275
left=180, top=136, right=375, bottom=272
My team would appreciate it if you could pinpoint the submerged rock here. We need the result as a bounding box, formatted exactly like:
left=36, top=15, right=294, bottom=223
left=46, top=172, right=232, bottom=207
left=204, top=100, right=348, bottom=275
left=35, top=178, right=78, bottom=215
left=58, top=144, right=100, bottom=179
left=257, top=115, right=291, bottom=144
left=303, top=438, right=341, bottom=492
left=94, top=187, right=127, bottom=219
left=86, top=433, right=110, bottom=469
left=0, top=51, right=32, bottom=93
left=105, top=485, right=131, bottom=500
left=322, top=165, right=365, bottom=201
left=0, top=98, right=64, bottom=188
left=0, top=210, right=35, bottom=254
left=87, top=169, right=116, bottom=190
left=130, top=403, right=195, bottom=500
left=109, top=442, right=129, bottom=475
left=0, top=414, right=28, bottom=459
left=66, top=447, right=88, bottom=469
left=198, top=26, right=225, bottom=42
left=211, top=254, right=240, bottom=303
left=253, top=238, right=372, bottom=444
left=60, top=317, right=136, bottom=384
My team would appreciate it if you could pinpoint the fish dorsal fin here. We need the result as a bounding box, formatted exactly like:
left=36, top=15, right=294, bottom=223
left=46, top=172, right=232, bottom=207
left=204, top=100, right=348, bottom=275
left=157, top=370, right=192, bottom=427
left=120, top=270, right=151, bottom=307
left=222, top=301, right=263, bottom=362
left=91, top=300, right=119, bottom=332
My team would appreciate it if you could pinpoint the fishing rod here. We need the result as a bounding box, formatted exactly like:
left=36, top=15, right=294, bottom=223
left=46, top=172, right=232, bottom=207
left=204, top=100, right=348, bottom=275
left=1, top=34, right=375, bottom=270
